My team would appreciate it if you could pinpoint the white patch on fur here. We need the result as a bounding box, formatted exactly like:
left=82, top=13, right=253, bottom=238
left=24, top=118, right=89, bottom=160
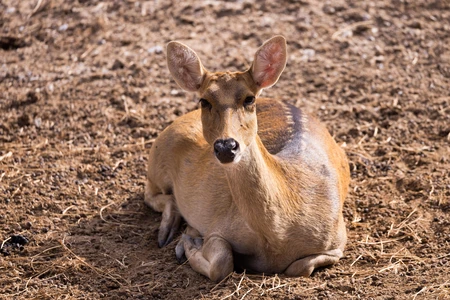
left=301, top=114, right=309, bottom=132
left=209, top=82, right=220, bottom=93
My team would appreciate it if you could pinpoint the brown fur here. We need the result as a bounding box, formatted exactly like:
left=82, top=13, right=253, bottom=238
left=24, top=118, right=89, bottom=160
left=145, top=36, right=350, bottom=282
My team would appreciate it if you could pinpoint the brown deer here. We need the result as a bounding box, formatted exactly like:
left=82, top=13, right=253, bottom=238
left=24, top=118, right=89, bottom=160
left=145, top=36, right=350, bottom=282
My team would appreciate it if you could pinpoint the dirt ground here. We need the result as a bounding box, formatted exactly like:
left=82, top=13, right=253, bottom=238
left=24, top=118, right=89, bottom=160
left=1, top=0, right=449, bottom=299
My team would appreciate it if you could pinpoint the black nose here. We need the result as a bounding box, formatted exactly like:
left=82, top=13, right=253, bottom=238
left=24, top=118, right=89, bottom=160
left=214, top=138, right=239, bottom=164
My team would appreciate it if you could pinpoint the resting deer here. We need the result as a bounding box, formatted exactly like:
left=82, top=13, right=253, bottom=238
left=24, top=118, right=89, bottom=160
left=145, top=36, right=350, bottom=282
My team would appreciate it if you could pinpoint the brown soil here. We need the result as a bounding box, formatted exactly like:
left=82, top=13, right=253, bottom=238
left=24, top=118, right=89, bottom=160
left=1, top=0, right=449, bottom=299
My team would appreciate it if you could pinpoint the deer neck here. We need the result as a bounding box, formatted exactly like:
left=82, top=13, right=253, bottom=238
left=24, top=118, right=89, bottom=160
left=224, top=135, right=298, bottom=244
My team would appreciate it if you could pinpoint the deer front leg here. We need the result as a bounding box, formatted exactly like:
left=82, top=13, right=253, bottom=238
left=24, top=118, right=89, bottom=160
left=180, top=234, right=234, bottom=282
left=175, top=226, right=202, bottom=263
left=145, top=191, right=181, bottom=247
left=284, top=249, right=343, bottom=277
left=158, top=199, right=181, bottom=247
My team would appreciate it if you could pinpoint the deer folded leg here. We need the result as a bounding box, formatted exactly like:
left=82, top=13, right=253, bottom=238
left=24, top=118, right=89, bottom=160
left=151, top=197, right=181, bottom=248
left=144, top=180, right=170, bottom=212
left=182, top=234, right=234, bottom=282
left=284, top=249, right=343, bottom=277
left=175, top=226, right=202, bottom=263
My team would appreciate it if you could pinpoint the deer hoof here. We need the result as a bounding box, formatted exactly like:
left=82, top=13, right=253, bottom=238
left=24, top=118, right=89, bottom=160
left=157, top=211, right=182, bottom=248
left=175, top=238, right=187, bottom=264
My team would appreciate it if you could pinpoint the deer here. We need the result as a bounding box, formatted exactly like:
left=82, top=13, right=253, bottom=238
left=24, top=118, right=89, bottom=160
left=145, top=36, right=350, bottom=282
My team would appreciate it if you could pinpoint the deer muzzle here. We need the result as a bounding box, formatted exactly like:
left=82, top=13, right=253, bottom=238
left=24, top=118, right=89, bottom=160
left=214, top=138, right=240, bottom=164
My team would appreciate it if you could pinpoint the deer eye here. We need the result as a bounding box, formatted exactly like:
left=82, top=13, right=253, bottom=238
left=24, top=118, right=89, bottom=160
left=244, top=96, right=255, bottom=106
left=199, top=98, right=212, bottom=109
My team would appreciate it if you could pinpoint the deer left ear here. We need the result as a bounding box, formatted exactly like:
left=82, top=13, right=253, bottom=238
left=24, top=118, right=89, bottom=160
left=250, top=36, right=287, bottom=90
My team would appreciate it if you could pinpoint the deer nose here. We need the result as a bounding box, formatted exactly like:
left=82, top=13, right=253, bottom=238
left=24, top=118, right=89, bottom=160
left=214, top=138, right=239, bottom=164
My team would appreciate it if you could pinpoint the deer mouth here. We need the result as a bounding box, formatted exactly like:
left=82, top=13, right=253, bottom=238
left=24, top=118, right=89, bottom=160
left=215, top=149, right=239, bottom=164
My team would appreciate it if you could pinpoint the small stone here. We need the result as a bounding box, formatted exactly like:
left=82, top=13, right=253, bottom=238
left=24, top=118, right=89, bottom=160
left=147, top=45, right=163, bottom=54
left=46, top=83, right=54, bottom=94
left=323, top=5, right=335, bottom=14
left=17, top=114, right=30, bottom=127
left=111, top=59, right=125, bottom=70
left=22, top=222, right=32, bottom=230
left=300, top=48, right=315, bottom=62
left=10, top=235, right=29, bottom=245
left=408, top=21, right=422, bottom=29
left=6, top=7, right=16, bottom=14
left=58, top=24, right=69, bottom=31
left=34, top=117, right=42, bottom=128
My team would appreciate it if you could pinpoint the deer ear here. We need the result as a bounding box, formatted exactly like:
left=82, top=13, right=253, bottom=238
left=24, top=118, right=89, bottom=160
left=251, top=36, right=287, bottom=89
left=167, top=41, right=206, bottom=92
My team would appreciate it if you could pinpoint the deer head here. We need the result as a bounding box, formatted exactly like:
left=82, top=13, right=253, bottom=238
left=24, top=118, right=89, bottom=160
left=167, top=36, right=287, bottom=164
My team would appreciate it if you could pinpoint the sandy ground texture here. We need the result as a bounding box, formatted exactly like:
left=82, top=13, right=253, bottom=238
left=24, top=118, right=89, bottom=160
left=1, top=0, right=450, bottom=299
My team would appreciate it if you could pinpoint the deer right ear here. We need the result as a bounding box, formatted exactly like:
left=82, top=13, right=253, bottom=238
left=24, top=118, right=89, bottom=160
left=167, top=42, right=206, bottom=92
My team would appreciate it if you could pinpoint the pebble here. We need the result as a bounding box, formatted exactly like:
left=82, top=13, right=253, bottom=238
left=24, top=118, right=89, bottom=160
left=148, top=45, right=163, bottom=54
left=34, top=117, right=42, bottom=128
left=58, top=24, right=69, bottom=32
